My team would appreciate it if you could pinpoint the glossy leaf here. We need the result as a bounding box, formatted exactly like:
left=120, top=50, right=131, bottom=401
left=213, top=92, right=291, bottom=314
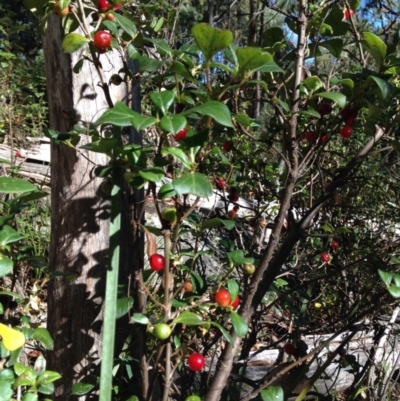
left=62, top=33, right=89, bottom=54
left=33, top=328, right=54, bottom=350
left=237, top=48, right=281, bottom=74
left=366, top=76, right=392, bottom=100
left=303, top=76, right=323, bottom=91
left=210, top=322, right=232, bottom=343
left=201, top=218, right=235, bottom=230
left=114, top=13, right=136, bottom=38
left=80, top=139, right=118, bottom=154
left=173, top=311, right=203, bottom=325
left=0, top=177, right=37, bottom=194
left=192, top=23, right=233, bottom=62
left=71, top=382, right=95, bottom=396
left=116, top=297, right=133, bottom=319
left=95, top=102, right=138, bottom=127
left=149, top=91, right=175, bottom=115
left=138, top=167, right=165, bottom=183
left=314, top=92, right=346, bottom=108
left=378, top=269, right=393, bottom=286
left=260, top=386, right=284, bottom=401
left=227, top=279, right=239, bottom=300
left=162, top=148, right=191, bottom=168
left=227, top=250, right=254, bottom=266
left=182, top=101, right=233, bottom=127
left=157, top=183, right=177, bottom=199
left=0, top=255, right=13, bottom=277
left=230, top=311, right=248, bottom=337
left=160, top=115, right=187, bottom=134
left=0, top=225, right=24, bottom=245
left=136, top=56, right=164, bottom=72
left=172, top=173, right=213, bottom=197
left=388, top=286, right=400, bottom=298
left=131, top=313, right=149, bottom=324
left=319, top=39, right=344, bottom=58
left=363, top=32, right=386, bottom=67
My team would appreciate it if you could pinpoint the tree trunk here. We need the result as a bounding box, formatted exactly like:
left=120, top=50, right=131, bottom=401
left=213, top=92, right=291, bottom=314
left=42, top=15, right=126, bottom=400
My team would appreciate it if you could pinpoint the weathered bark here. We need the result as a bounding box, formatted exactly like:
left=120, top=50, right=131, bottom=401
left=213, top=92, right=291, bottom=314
left=42, top=14, right=126, bottom=400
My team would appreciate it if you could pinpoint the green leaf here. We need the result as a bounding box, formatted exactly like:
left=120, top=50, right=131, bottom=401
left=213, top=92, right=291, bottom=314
left=173, top=312, right=203, bottom=325
left=37, top=370, right=62, bottom=385
left=378, top=269, right=393, bottom=286
left=22, top=393, right=38, bottom=401
left=62, top=33, right=89, bottom=54
left=182, top=101, right=233, bottom=127
left=260, top=386, right=284, bottom=401
left=227, top=250, right=254, bottom=266
left=210, top=322, right=232, bottom=343
left=0, top=382, right=13, bottom=401
left=15, top=190, right=48, bottom=203
left=365, top=76, right=392, bottom=100
left=314, top=92, right=346, bottom=108
left=393, top=274, right=400, bottom=287
left=116, top=297, right=133, bottom=319
left=38, top=382, right=55, bottom=395
left=230, top=311, right=248, bottom=337
left=0, top=177, right=37, bottom=194
left=131, top=313, right=149, bottom=324
left=227, top=279, right=239, bottom=300
left=303, top=76, right=323, bottom=91
left=160, top=115, right=187, bottom=134
left=131, top=114, right=157, bottom=131
left=80, top=139, right=118, bottom=154
left=192, top=23, right=233, bottom=62
left=319, top=39, right=344, bottom=58
left=299, top=110, right=321, bottom=118
left=149, top=91, right=175, bottom=115
left=157, top=183, right=177, bottom=199
left=172, top=173, right=213, bottom=197
left=201, top=218, right=235, bottom=230
left=388, top=286, right=400, bottom=298
left=136, top=56, right=164, bottom=72
left=236, top=48, right=282, bottom=74
left=32, top=328, right=54, bottom=350
left=95, top=102, right=137, bottom=127
left=71, top=382, right=95, bottom=396
left=363, top=32, right=386, bottom=68
left=0, top=225, right=24, bottom=246
left=262, top=27, right=285, bottom=46
left=114, top=13, right=137, bottom=38
left=0, top=255, right=13, bottom=277
left=162, top=148, right=191, bottom=168
left=138, top=167, right=165, bottom=183
left=146, top=38, right=172, bottom=56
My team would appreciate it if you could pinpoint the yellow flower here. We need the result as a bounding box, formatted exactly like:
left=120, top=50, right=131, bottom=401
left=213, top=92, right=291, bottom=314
left=0, top=323, right=25, bottom=351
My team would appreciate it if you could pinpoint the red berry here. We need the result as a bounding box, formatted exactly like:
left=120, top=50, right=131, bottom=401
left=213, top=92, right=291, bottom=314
left=343, top=8, right=355, bottom=20
left=318, top=103, right=332, bottom=116
left=228, top=210, right=237, bottom=220
left=331, top=240, right=339, bottom=250
left=284, top=343, right=296, bottom=355
left=320, top=252, right=331, bottom=263
left=214, top=289, right=231, bottom=307
left=344, top=117, right=356, bottom=126
left=187, top=353, right=205, bottom=371
left=233, top=205, right=240, bottom=212
left=216, top=178, right=226, bottom=190
left=305, top=131, right=317, bottom=143
left=228, top=194, right=239, bottom=202
left=231, top=296, right=240, bottom=308
left=173, top=127, right=188, bottom=141
left=149, top=254, right=165, bottom=271
left=93, top=30, right=112, bottom=50
left=321, top=135, right=328, bottom=142
left=222, top=141, right=233, bottom=152
left=114, top=3, right=122, bottom=9
left=15, top=151, right=22, bottom=158
left=97, top=0, right=110, bottom=12
left=340, top=126, right=353, bottom=138
left=340, top=107, right=358, bottom=120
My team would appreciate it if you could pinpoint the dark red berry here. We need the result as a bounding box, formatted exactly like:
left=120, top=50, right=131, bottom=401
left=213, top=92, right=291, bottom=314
left=222, top=141, right=233, bottom=152
left=93, top=30, right=112, bottom=50
left=231, top=296, right=240, bottom=308
left=216, top=178, right=226, bottom=190
left=284, top=343, right=296, bottom=355
left=344, top=117, right=356, bottom=126
left=187, top=353, right=205, bottom=371
left=318, top=103, right=332, bottom=116
left=305, top=131, right=317, bottom=143
left=331, top=240, right=339, bottom=250
left=97, top=0, right=110, bottom=12
left=149, top=254, right=165, bottom=271
left=320, top=252, right=331, bottom=263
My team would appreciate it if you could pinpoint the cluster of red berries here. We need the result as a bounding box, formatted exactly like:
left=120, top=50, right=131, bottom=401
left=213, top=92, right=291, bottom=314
left=214, top=289, right=240, bottom=308
left=339, top=107, right=359, bottom=139
left=320, top=240, right=340, bottom=263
